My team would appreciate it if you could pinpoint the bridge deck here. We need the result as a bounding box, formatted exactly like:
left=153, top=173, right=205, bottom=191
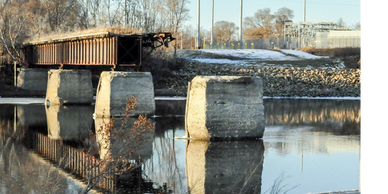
left=22, top=29, right=174, bottom=68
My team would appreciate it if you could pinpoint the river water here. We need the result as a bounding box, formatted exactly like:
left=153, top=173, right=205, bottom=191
left=0, top=98, right=360, bottom=194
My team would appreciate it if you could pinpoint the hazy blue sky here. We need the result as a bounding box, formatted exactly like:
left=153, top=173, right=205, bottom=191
left=184, top=0, right=361, bottom=30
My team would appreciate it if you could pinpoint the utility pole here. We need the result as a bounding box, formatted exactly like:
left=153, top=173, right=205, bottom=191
left=211, top=0, right=214, bottom=45
left=239, top=0, right=243, bottom=42
left=196, top=0, right=201, bottom=49
left=303, top=0, right=306, bottom=22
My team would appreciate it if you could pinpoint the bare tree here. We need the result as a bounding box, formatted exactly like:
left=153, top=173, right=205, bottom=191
left=78, top=0, right=100, bottom=29
left=274, top=7, right=294, bottom=24
left=274, top=7, right=294, bottom=37
left=214, top=21, right=238, bottom=42
left=337, top=18, right=346, bottom=29
left=41, top=0, right=83, bottom=33
left=351, top=22, right=361, bottom=30
left=243, top=8, right=274, bottom=39
left=164, top=0, right=189, bottom=54
left=88, top=0, right=102, bottom=28
left=0, top=0, right=37, bottom=64
left=140, top=0, right=158, bottom=33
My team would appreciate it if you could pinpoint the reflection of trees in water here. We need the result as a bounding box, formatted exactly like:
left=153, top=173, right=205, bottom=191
left=0, top=142, right=81, bottom=194
left=263, top=172, right=300, bottom=194
left=263, top=99, right=360, bottom=155
left=143, top=117, right=186, bottom=194
left=264, top=99, right=360, bottom=135
left=0, top=106, right=83, bottom=194
left=264, top=131, right=360, bottom=156
left=0, top=105, right=14, bottom=143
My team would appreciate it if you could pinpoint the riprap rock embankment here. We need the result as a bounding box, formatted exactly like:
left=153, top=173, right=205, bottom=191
left=158, top=62, right=360, bottom=97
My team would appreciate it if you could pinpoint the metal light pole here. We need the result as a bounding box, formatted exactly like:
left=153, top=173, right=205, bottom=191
left=196, top=0, right=201, bottom=49
left=211, top=0, right=214, bottom=45
left=239, top=0, right=243, bottom=42
left=303, top=0, right=306, bottom=22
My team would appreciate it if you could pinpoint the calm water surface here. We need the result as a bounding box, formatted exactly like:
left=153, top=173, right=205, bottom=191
left=0, top=98, right=360, bottom=194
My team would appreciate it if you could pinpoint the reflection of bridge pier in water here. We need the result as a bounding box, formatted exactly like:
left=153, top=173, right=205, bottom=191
left=45, top=105, right=93, bottom=140
left=93, top=116, right=154, bottom=161
left=186, top=140, right=265, bottom=194
left=9, top=102, right=165, bottom=193
left=2, top=97, right=361, bottom=193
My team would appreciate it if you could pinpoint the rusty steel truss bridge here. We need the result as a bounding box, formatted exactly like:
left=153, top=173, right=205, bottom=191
left=21, top=31, right=175, bottom=70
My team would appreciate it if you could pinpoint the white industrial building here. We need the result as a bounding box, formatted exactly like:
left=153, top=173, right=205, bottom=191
left=316, top=31, right=361, bottom=48
left=284, top=22, right=360, bottom=49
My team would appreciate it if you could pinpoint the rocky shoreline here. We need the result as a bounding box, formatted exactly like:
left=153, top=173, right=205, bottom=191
left=152, top=60, right=360, bottom=97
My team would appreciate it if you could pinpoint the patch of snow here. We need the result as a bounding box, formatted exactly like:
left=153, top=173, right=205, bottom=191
left=280, top=49, right=326, bottom=59
left=190, top=58, right=248, bottom=64
left=179, top=49, right=338, bottom=68
left=0, top=98, right=45, bottom=104
left=155, top=96, right=187, bottom=100
left=201, top=49, right=295, bottom=60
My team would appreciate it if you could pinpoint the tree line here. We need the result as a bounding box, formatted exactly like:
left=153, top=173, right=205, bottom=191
left=194, top=7, right=360, bottom=46
left=0, top=0, right=361, bottom=62
left=0, top=0, right=190, bottom=63
left=180, top=7, right=295, bottom=49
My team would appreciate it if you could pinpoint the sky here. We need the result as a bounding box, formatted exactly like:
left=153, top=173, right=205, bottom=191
left=184, top=0, right=361, bottom=30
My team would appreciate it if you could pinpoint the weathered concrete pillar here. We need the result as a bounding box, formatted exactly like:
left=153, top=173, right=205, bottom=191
left=17, top=68, right=49, bottom=92
left=46, top=105, right=93, bottom=140
left=185, top=76, right=265, bottom=140
left=45, top=69, right=93, bottom=105
left=186, top=140, right=264, bottom=193
left=94, top=71, right=155, bottom=118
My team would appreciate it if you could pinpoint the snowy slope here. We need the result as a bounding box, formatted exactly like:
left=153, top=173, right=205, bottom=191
left=177, top=49, right=341, bottom=68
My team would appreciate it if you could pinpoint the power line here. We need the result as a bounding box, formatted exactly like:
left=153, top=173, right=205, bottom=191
left=272, top=0, right=360, bottom=6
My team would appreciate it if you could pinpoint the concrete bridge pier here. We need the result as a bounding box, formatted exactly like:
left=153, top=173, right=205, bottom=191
left=17, top=68, right=49, bottom=94
left=94, top=71, right=155, bottom=118
left=185, top=76, right=265, bottom=140
left=45, top=69, right=93, bottom=106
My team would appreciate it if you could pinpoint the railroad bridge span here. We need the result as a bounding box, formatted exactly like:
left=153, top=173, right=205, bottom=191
left=18, top=30, right=175, bottom=116
left=22, top=31, right=174, bottom=69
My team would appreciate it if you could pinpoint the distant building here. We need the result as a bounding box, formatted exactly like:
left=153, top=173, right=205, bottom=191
left=284, top=22, right=360, bottom=49
left=315, top=31, right=361, bottom=48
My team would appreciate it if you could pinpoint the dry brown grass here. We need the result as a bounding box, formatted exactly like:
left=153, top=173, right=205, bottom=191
left=299, top=47, right=360, bottom=68
left=299, top=47, right=360, bottom=58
